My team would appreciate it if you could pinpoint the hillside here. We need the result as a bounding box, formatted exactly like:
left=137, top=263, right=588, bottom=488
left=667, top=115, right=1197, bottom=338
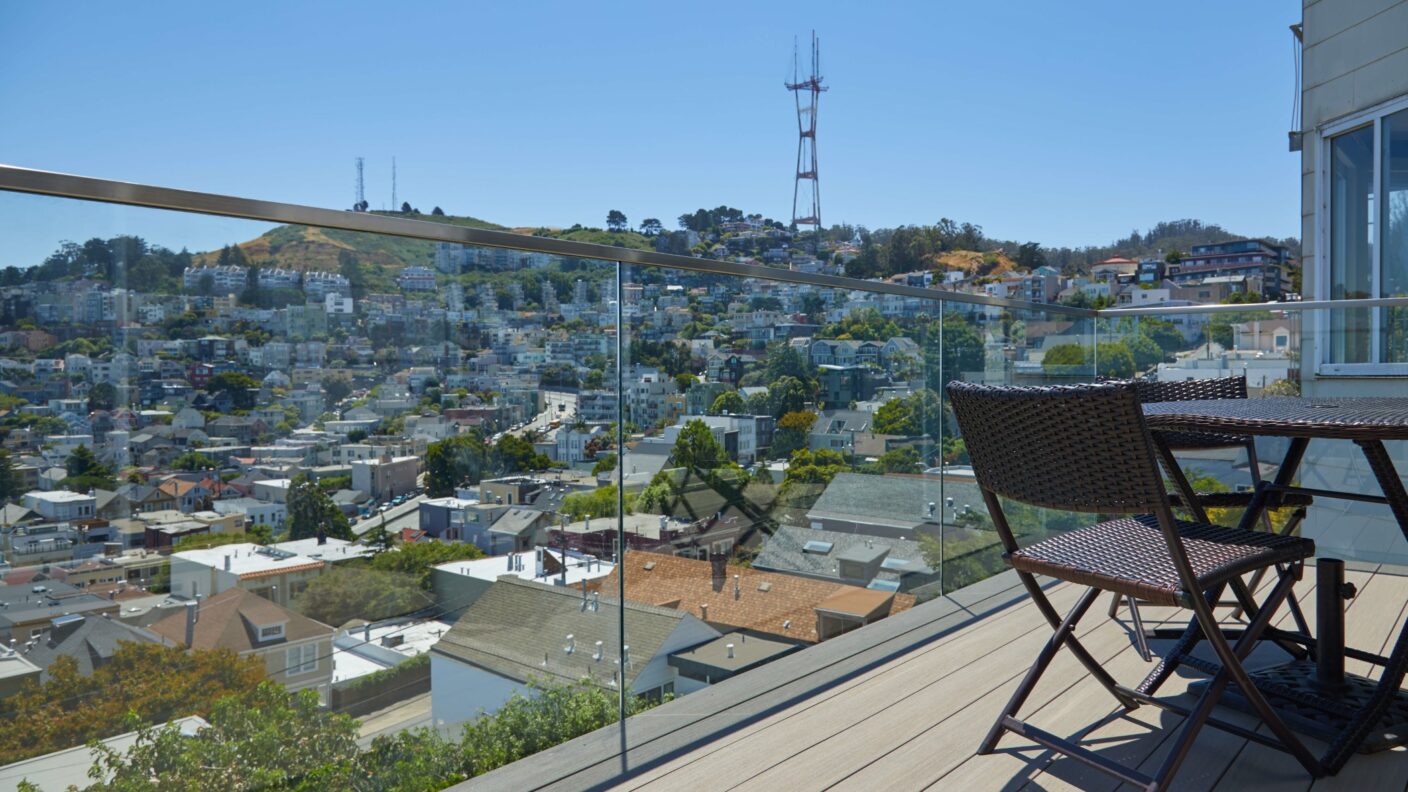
left=932, top=250, right=1019, bottom=278
left=193, top=211, right=508, bottom=273
left=192, top=213, right=656, bottom=278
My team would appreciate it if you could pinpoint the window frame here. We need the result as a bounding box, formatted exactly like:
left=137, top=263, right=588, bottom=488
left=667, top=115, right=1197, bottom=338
left=1317, top=92, right=1408, bottom=375
left=285, top=642, right=318, bottom=676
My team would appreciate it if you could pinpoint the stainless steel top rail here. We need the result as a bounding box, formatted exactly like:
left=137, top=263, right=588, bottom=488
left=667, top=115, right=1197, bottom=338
left=1096, top=296, right=1408, bottom=316
left=0, top=164, right=1096, bottom=318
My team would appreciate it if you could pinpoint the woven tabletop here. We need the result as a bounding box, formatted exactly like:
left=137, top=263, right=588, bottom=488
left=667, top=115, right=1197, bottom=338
left=1143, top=397, right=1408, bottom=441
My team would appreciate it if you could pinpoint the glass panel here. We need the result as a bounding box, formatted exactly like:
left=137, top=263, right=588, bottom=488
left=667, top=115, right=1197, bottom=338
left=1329, top=124, right=1375, bottom=364
left=938, top=304, right=1097, bottom=593
left=1383, top=108, right=1408, bottom=363
left=0, top=189, right=643, bottom=783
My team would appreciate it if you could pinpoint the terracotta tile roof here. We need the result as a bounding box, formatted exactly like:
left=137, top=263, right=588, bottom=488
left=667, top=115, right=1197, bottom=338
left=599, top=551, right=916, bottom=644
left=158, top=479, right=198, bottom=497
left=238, top=562, right=325, bottom=580
left=147, top=587, right=332, bottom=652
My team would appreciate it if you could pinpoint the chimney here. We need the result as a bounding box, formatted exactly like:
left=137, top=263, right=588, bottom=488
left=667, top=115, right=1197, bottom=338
left=223, top=555, right=231, bottom=571
left=581, top=585, right=589, bottom=611
left=183, top=600, right=198, bottom=648
left=591, top=591, right=599, bottom=612
left=506, top=554, right=514, bottom=571
left=710, top=552, right=727, bottom=588
left=594, top=640, right=604, bottom=661
left=317, top=531, right=327, bottom=546
left=700, top=602, right=708, bottom=620
left=733, top=574, right=740, bottom=600
left=726, top=642, right=735, bottom=659
left=565, top=634, right=575, bottom=654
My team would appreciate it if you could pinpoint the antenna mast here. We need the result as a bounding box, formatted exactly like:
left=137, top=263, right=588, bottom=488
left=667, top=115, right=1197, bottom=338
left=355, top=157, right=365, bottom=210
left=786, top=31, right=826, bottom=233
left=391, top=156, right=397, bottom=211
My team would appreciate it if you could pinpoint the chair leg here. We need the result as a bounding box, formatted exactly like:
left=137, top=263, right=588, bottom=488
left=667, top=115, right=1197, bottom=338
left=1107, top=592, right=1153, bottom=662
left=1126, top=595, right=1152, bottom=662
left=1151, top=566, right=1323, bottom=788
left=979, top=585, right=1104, bottom=755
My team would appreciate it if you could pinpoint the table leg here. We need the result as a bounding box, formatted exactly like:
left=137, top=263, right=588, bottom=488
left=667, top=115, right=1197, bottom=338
left=1316, top=558, right=1346, bottom=692
left=1319, top=440, right=1408, bottom=771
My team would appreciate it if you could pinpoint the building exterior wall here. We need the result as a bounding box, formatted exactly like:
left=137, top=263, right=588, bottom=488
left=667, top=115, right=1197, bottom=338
left=1300, top=0, right=1408, bottom=395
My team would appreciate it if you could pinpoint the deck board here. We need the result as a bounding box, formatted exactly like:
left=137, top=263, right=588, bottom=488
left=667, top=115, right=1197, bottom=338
left=610, top=567, right=1408, bottom=792
left=473, top=567, right=1408, bottom=792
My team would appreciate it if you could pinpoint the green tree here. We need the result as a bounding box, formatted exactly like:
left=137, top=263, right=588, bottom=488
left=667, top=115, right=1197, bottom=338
left=1096, top=341, right=1137, bottom=378
left=606, top=209, right=628, bottom=231
left=770, top=410, right=816, bottom=459
left=668, top=420, right=732, bottom=470
left=709, top=390, right=746, bottom=416
left=368, top=541, right=485, bottom=589
left=766, top=375, right=812, bottom=418
left=89, top=683, right=359, bottom=792
left=285, top=473, right=351, bottom=541
left=561, top=484, right=629, bottom=520
left=872, top=389, right=943, bottom=437
left=172, top=451, right=217, bottom=472
left=1042, top=343, right=1089, bottom=373
left=493, top=434, right=553, bottom=474
left=425, top=433, right=490, bottom=496
left=591, top=453, right=617, bottom=476
left=207, top=372, right=259, bottom=410
left=0, top=644, right=264, bottom=765
left=868, top=446, right=924, bottom=474
left=0, top=450, right=20, bottom=502
left=292, top=567, right=429, bottom=625
left=87, top=381, right=118, bottom=412
left=782, top=448, right=849, bottom=487
left=63, top=445, right=115, bottom=490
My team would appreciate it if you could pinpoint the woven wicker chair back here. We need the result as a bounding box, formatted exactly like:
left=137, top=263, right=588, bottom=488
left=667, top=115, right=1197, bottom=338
left=1131, top=375, right=1246, bottom=404
left=946, top=380, right=1168, bottom=514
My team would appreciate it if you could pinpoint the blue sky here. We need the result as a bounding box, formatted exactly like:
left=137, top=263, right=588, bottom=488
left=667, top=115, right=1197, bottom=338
left=0, top=1, right=1303, bottom=266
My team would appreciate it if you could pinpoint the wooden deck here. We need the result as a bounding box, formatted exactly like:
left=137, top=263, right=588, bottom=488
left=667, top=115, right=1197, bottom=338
left=468, top=563, right=1408, bottom=792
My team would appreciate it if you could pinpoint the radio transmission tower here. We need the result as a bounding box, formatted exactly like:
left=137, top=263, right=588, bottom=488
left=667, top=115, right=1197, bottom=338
left=786, top=32, right=826, bottom=232
left=355, top=157, right=365, bottom=211
left=391, top=156, right=397, bottom=211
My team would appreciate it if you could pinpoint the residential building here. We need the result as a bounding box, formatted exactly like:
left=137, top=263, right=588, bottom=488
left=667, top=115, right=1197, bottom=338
left=430, top=547, right=615, bottom=619
left=148, top=588, right=334, bottom=694
left=753, top=525, right=938, bottom=593
left=22, top=491, right=96, bottom=522
left=599, top=551, right=917, bottom=645
left=0, top=581, right=119, bottom=642
left=397, top=266, right=437, bottom=291
left=429, top=577, right=720, bottom=724
left=1166, top=239, right=1292, bottom=298
left=168, top=543, right=326, bottom=606
left=351, top=455, right=419, bottom=502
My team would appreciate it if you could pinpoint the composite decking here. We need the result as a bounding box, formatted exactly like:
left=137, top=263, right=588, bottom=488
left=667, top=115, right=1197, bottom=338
left=469, top=563, right=1408, bottom=791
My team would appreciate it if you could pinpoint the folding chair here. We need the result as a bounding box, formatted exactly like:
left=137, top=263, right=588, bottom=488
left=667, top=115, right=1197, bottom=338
left=1111, top=376, right=1312, bottom=660
left=947, top=380, right=1323, bottom=791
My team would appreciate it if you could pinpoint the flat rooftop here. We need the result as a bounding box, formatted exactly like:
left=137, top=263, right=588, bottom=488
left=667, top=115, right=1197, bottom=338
left=435, top=548, right=614, bottom=588
left=172, top=543, right=324, bottom=578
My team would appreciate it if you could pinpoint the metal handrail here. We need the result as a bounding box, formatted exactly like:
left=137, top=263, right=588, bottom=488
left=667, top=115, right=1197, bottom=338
left=1097, top=296, right=1408, bottom=316
left=0, top=164, right=1096, bottom=318
left=5, top=164, right=1405, bottom=323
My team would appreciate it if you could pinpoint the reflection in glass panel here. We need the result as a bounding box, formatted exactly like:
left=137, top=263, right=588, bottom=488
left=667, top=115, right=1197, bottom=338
left=1329, top=124, right=1374, bottom=363
left=1384, top=108, right=1408, bottom=362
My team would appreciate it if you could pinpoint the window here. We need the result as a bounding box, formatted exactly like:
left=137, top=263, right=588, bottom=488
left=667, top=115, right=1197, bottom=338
left=1322, top=100, right=1408, bottom=369
left=286, top=643, right=318, bottom=675
left=259, top=623, right=285, bottom=641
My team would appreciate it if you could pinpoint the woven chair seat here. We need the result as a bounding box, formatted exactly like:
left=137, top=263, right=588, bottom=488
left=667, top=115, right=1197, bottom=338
left=1006, top=515, right=1314, bottom=607
left=1167, top=491, right=1314, bottom=510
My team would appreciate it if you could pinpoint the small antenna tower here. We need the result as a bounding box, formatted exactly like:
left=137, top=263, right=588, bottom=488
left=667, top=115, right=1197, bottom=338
left=786, top=31, right=826, bottom=232
left=391, top=156, right=397, bottom=211
left=355, top=157, right=365, bottom=209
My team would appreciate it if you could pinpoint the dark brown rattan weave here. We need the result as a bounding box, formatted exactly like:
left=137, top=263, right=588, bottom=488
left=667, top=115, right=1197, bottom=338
left=1132, top=375, right=1248, bottom=450
left=1006, top=514, right=1313, bottom=607
left=1166, top=490, right=1313, bottom=511
left=1144, top=397, right=1408, bottom=442
left=947, top=380, right=1170, bottom=514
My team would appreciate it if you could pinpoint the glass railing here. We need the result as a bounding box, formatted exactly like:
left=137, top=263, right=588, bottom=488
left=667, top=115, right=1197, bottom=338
left=1, top=164, right=1404, bottom=789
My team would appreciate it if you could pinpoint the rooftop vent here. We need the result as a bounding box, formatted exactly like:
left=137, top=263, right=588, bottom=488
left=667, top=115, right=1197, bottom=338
left=802, top=540, right=833, bottom=555
left=757, top=581, right=772, bottom=593
left=643, top=561, right=656, bottom=572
